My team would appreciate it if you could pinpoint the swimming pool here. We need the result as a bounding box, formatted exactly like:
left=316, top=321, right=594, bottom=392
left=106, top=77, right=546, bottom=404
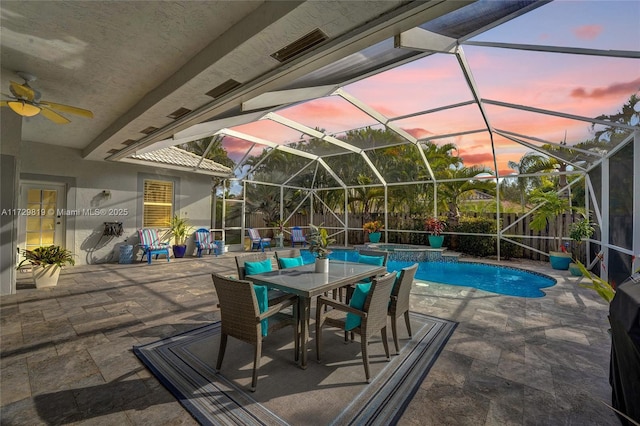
left=299, top=249, right=555, bottom=298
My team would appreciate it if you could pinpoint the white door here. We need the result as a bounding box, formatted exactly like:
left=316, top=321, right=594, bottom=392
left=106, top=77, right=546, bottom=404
left=18, top=182, right=67, bottom=255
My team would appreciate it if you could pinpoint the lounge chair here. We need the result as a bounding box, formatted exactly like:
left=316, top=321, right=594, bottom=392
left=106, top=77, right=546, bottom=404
left=291, top=226, right=307, bottom=247
left=248, top=228, right=271, bottom=251
left=194, top=228, right=218, bottom=257
left=137, top=228, right=170, bottom=264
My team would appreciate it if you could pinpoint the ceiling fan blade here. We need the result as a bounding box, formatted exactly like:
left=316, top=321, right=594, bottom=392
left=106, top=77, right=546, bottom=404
left=10, top=81, right=35, bottom=101
left=40, top=100, right=93, bottom=118
left=39, top=106, right=71, bottom=124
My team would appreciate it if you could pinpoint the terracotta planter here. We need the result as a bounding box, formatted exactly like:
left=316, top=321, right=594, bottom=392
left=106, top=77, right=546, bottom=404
left=315, top=258, right=329, bottom=273
left=33, top=264, right=61, bottom=288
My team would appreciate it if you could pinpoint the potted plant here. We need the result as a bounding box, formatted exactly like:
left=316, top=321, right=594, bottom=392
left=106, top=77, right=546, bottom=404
left=270, top=219, right=287, bottom=248
left=17, top=245, right=75, bottom=288
left=529, top=188, right=584, bottom=270
left=568, top=217, right=596, bottom=276
left=424, top=217, right=446, bottom=248
left=363, top=220, right=384, bottom=243
left=167, top=215, right=191, bottom=258
left=309, top=223, right=335, bottom=273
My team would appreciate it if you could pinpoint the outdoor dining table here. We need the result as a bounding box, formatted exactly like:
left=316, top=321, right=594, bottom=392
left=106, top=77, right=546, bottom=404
left=246, top=260, right=386, bottom=369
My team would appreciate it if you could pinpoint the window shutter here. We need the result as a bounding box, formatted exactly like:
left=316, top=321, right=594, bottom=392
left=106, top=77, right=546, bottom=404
left=143, top=180, right=173, bottom=227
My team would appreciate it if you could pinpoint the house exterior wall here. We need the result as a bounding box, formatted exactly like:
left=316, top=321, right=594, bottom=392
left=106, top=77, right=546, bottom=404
left=1, top=109, right=23, bottom=295
left=18, top=141, right=213, bottom=267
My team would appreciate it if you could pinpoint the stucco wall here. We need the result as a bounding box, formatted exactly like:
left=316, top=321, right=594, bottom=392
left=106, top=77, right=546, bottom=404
left=20, top=141, right=213, bottom=265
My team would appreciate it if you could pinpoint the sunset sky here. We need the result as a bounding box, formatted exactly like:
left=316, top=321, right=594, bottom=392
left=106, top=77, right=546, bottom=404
left=222, top=0, right=639, bottom=177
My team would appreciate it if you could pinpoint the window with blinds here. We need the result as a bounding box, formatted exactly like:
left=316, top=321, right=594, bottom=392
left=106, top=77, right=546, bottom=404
left=143, top=180, right=173, bottom=227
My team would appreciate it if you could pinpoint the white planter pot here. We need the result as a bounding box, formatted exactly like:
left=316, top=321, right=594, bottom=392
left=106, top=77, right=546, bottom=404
left=33, top=264, right=61, bottom=288
left=315, top=258, right=329, bottom=273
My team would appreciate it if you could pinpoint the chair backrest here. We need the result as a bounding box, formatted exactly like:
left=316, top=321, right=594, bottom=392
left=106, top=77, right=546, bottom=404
left=211, top=273, right=261, bottom=342
left=194, top=228, right=211, bottom=245
left=291, top=227, right=305, bottom=242
left=274, top=249, right=301, bottom=269
left=392, top=263, right=418, bottom=314
left=138, top=228, right=161, bottom=247
left=248, top=228, right=262, bottom=242
left=358, top=249, right=389, bottom=266
left=362, top=273, right=396, bottom=332
left=235, top=252, right=269, bottom=280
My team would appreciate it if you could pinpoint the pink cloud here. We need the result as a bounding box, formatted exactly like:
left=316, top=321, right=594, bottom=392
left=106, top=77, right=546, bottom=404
left=404, top=127, right=433, bottom=139
left=571, top=77, right=640, bottom=99
left=459, top=151, right=494, bottom=166
left=573, top=24, right=603, bottom=40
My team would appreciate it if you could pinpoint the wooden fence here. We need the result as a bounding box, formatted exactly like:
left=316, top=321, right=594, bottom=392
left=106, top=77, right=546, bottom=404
left=244, top=212, right=589, bottom=262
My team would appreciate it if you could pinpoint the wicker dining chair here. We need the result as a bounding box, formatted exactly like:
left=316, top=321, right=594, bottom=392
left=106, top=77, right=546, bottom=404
left=274, top=249, right=302, bottom=269
left=211, top=273, right=298, bottom=392
left=341, top=249, right=389, bottom=303
left=389, top=263, right=418, bottom=354
left=235, top=252, right=295, bottom=305
left=357, top=249, right=389, bottom=266
left=315, top=272, right=396, bottom=383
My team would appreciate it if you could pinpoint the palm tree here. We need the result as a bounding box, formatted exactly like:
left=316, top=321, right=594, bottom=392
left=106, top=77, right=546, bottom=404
left=507, top=151, right=555, bottom=212
left=436, top=165, right=497, bottom=226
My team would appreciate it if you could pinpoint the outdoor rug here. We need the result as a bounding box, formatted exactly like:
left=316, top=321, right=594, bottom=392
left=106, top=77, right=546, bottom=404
left=133, top=312, right=457, bottom=426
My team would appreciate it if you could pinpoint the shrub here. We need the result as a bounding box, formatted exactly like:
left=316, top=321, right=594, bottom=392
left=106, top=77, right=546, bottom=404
left=452, top=217, right=522, bottom=259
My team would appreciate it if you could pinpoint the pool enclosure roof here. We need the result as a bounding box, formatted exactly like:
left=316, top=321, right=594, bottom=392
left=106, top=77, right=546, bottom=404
left=128, top=0, right=639, bottom=188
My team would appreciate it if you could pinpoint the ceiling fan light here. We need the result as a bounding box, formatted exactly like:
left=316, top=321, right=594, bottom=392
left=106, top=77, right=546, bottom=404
left=7, top=100, right=41, bottom=117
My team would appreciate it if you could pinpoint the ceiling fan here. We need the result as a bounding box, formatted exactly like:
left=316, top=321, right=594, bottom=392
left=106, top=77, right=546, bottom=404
left=1, top=71, right=93, bottom=124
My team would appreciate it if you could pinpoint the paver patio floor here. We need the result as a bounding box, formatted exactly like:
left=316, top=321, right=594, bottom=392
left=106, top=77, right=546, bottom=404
left=0, top=252, right=619, bottom=425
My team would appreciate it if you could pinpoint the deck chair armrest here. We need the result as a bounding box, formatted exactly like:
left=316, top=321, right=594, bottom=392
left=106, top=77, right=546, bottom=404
left=259, top=297, right=296, bottom=320
left=317, top=296, right=367, bottom=317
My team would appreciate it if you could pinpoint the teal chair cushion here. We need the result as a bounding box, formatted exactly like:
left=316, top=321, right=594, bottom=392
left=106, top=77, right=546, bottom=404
left=357, top=254, right=385, bottom=283
left=279, top=256, right=304, bottom=269
left=358, top=254, right=384, bottom=266
left=245, top=258, right=273, bottom=275
left=252, top=284, right=269, bottom=336
left=345, top=282, right=371, bottom=331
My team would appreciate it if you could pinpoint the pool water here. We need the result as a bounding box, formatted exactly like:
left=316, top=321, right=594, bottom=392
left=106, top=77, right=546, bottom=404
left=299, top=249, right=555, bottom=298
left=389, top=260, right=555, bottom=298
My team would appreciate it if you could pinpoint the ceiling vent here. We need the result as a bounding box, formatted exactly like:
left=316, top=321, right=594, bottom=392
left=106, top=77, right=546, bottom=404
left=140, top=126, right=159, bottom=135
left=167, top=107, right=192, bottom=120
left=122, top=139, right=137, bottom=146
left=107, top=149, right=120, bottom=154
left=271, top=28, right=328, bottom=63
left=206, top=79, right=242, bottom=99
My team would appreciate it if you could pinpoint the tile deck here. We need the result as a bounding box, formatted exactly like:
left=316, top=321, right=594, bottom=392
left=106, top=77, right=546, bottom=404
left=0, top=252, right=619, bottom=425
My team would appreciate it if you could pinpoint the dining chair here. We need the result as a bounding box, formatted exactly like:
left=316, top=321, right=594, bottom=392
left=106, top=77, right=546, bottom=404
left=341, top=249, right=389, bottom=303
left=358, top=249, right=389, bottom=266
left=291, top=226, right=307, bottom=247
left=274, top=249, right=302, bottom=269
left=137, top=228, right=170, bottom=264
left=315, top=272, right=396, bottom=383
left=194, top=228, right=218, bottom=257
left=248, top=228, right=271, bottom=251
left=389, top=263, right=418, bottom=354
left=211, top=273, right=298, bottom=392
left=235, top=253, right=295, bottom=305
